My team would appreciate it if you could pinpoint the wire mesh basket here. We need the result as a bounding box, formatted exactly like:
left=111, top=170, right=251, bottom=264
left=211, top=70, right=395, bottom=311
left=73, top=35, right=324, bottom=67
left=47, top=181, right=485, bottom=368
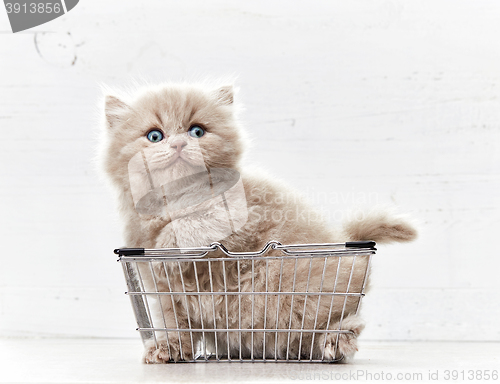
left=115, top=240, right=376, bottom=363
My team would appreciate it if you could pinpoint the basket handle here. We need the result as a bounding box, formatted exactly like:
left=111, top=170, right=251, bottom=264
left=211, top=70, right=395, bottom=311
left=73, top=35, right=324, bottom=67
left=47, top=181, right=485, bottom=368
left=115, top=240, right=376, bottom=258
left=345, top=241, right=376, bottom=249
left=114, top=248, right=145, bottom=256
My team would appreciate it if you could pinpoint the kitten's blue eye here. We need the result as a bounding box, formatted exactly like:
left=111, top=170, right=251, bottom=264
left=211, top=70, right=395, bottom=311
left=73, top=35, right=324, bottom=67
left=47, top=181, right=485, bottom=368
left=188, top=125, right=205, bottom=138
left=147, top=130, right=164, bottom=143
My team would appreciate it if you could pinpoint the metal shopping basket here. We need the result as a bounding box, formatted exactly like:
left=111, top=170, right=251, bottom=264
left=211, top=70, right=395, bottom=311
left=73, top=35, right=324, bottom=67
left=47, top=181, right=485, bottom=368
left=115, top=240, right=376, bottom=363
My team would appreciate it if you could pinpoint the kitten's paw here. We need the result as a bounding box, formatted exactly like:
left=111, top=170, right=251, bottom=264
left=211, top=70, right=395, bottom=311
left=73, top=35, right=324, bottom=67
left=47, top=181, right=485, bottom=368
left=323, top=331, right=358, bottom=361
left=323, top=315, right=365, bottom=361
left=144, top=341, right=171, bottom=364
left=143, top=340, right=192, bottom=363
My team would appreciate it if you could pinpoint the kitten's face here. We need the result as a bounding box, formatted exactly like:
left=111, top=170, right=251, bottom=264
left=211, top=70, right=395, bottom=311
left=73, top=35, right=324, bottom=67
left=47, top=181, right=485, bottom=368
left=102, top=84, right=243, bottom=193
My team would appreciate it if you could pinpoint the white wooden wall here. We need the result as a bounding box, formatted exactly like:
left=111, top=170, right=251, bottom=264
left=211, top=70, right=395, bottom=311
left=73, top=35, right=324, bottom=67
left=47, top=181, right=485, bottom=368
left=1, top=0, right=499, bottom=341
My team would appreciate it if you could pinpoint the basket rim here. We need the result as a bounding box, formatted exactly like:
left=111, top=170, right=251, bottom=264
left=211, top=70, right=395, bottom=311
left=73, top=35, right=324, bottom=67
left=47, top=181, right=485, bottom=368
left=115, top=240, right=376, bottom=259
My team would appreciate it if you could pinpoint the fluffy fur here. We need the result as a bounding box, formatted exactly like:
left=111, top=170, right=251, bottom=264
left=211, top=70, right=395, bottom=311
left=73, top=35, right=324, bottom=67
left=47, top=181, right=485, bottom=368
left=99, top=81, right=417, bottom=362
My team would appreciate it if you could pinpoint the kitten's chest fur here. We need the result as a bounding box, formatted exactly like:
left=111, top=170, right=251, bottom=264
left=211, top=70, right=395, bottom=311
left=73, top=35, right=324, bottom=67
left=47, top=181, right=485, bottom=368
left=121, top=182, right=248, bottom=249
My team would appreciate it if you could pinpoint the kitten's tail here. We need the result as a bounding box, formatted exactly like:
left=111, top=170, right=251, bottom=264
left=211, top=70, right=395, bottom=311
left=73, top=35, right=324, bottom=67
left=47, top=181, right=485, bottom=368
left=342, top=209, right=418, bottom=244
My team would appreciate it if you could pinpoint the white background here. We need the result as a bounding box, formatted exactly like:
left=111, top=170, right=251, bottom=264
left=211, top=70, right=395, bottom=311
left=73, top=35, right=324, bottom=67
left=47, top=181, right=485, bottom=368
left=0, top=0, right=499, bottom=342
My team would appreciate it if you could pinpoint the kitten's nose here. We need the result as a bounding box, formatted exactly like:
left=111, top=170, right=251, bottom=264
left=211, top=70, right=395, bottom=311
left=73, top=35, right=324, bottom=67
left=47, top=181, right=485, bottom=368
left=170, top=139, right=187, bottom=152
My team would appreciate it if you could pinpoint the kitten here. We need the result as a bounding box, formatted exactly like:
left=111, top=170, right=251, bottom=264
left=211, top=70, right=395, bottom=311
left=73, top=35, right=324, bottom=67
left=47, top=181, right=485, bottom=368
left=100, top=81, right=417, bottom=362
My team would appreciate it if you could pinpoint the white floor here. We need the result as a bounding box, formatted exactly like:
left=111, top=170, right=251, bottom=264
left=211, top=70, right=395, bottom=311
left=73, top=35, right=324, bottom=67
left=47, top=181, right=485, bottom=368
left=0, top=338, right=498, bottom=383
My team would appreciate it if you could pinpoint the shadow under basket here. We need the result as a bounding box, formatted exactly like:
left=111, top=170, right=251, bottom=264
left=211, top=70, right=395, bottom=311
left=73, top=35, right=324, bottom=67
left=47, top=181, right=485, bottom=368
left=115, top=240, right=376, bottom=363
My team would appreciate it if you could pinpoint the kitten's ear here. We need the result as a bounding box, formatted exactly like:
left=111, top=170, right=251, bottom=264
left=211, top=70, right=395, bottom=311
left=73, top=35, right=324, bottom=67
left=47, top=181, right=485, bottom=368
left=104, top=95, right=130, bottom=128
left=215, top=85, right=234, bottom=105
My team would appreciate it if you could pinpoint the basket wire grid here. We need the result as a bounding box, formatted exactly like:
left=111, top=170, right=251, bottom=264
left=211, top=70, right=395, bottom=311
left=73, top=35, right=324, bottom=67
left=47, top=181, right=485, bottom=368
left=115, top=240, right=375, bottom=363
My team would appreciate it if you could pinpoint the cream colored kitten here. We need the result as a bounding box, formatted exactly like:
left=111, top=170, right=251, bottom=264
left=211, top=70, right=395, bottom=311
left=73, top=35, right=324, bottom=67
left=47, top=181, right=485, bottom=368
left=100, top=82, right=417, bottom=362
